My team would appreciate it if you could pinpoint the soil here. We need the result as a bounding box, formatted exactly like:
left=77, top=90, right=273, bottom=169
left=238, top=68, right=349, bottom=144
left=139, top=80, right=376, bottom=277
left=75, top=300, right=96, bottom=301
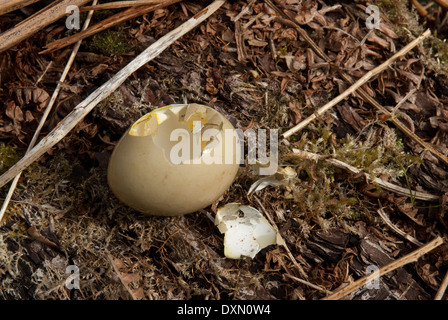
left=1, top=0, right=448, bottom=300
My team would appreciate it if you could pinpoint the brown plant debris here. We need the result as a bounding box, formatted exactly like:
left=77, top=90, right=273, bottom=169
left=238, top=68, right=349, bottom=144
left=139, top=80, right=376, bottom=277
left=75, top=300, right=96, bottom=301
left=1, top=0, right=448, bottom=301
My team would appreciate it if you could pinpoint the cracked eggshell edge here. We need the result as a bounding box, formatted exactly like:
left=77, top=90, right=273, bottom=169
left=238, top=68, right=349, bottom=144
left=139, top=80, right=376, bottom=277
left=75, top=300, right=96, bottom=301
left=215, top=203, right=284, bottom=259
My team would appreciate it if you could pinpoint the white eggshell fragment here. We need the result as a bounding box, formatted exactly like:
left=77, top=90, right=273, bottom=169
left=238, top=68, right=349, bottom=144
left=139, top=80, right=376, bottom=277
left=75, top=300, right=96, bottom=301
left=107, top=104, right=241, bottom=216
left=215, top=203, right=281, bottom=259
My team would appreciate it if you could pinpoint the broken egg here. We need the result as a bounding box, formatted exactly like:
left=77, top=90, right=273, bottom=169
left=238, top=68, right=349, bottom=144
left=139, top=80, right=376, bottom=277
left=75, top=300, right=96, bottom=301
left=215, top=203, right=283, bottom=259
left=107, top=104, right=241, bottom=216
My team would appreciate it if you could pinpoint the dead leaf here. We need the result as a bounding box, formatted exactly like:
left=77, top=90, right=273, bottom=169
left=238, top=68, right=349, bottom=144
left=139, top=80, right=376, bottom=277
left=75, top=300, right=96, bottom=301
left=15, top=87, right=50, bottom=111
left=397, top=201, right=425, bottom=226
left=295, top=0, right=318, bottom=25
left=289, top=100, right=302, bottom=124
left=129, top=287, right=145, bottom=300
left=120, top=272, right=140, bottom=286
left=27, top=226, right=59, bottom=248
left=89, top=63, right=109, bottom=77
left=5, top=101, right=24, bottom=122
left=25, top=110, right=34, bottom=122
left=336, top=103, right=364, bottom=132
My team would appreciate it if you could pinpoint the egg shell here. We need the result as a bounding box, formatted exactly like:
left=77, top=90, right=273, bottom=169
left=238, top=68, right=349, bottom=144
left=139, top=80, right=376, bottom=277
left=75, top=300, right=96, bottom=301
left=215, top=203, right=278, bottom=259
left=107, top=104, right=241, bottom=216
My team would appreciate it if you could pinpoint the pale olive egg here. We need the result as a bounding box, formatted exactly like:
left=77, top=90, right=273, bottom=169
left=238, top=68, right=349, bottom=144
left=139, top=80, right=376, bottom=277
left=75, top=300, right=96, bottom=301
left=107, top=104, right=241, bottom=216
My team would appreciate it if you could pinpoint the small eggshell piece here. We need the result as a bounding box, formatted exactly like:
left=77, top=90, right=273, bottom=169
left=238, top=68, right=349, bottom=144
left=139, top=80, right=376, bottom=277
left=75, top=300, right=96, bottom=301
left=215, top=203, right=279, bottom=259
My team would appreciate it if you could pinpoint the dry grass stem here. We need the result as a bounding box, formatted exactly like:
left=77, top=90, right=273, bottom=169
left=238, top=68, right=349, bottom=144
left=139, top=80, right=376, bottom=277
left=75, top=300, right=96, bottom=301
left=266, top=0, right=448, bottom=167
left=434, top=269, right=448, bottom=300
left=288, top=149, right=440, bottom=202
left=434, top=0, right=448, bottom=10
left=284, top=274, right=330, bottom=293
left=253, top=196, right=311, bottom=281
left=40, top=0, right=182, bottom=54
left=322, top=236, right=444, bottom=300
left=377, top=207, right=424, bottom=246
left=282, top=29, right=431, bottom=138
left=0, top=0, right=91, bottom=53
left=0, top=0, right=98, bottom=224
left=80, top=0, right=169, bottom=12
left=0, top=0, right=226, bottom=189
left=0, top=0, right=42, bottom=16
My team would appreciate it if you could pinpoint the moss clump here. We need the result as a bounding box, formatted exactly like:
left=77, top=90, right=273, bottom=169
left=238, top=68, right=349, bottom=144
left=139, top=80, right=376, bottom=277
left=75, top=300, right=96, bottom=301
left=374, top=0, right=448, bottom=74
left=0, top=144, right=22, bottom=176
left=89, top=30, right=130, bottom=56
left=376, top=0, right=423, bottom=34
left=283, top=122, right=422, bottom=235
left=426, top=33, right=448, bottom=65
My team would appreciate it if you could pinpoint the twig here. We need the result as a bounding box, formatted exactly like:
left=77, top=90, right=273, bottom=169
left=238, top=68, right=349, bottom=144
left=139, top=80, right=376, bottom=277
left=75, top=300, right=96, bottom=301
left=391, top=88, right=417, bottom=114
left=322, top=236, right=445, bottom=300
left=265, top=0, right=448, bottom=167
left=410, top=0, right=428, bottom=17
left=231, top=0, right=256, bottom=22
left=284, top=274, right=329, bottom=293
left=0, top=0, right=226, bottom=189
left=282, top=29, right=431, bottom=138
left=80, top=0, right=167, bottom=11
left=434, top=0, right=448, bottom=9
left=234, top=20, right=248, bottom=62
left=287, top=149, right=440, bottom=202
left=377, top=207, right=424, bottom=246
left=435, top=269, right=448, bottom=300
left=40, top=0, right=182, bottom=54
left=0, top=0, right=42, bottom=16
left=0, top=0, right=91, bottom=53
left=0, top=0, right=98, bottom=224
left=253, top=196, right=310, bottom=281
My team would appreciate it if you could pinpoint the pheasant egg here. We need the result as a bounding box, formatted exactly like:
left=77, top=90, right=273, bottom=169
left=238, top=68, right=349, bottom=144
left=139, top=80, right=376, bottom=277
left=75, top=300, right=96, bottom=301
left=107, top=103, right=241, bottom=216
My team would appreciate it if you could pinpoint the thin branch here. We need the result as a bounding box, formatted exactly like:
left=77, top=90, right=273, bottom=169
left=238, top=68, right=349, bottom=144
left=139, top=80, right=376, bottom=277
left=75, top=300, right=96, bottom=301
left=0, top=0, right=91, bottom=53
left=0, top=0, right=226, bottom=189
left=40, top=0, right=182, bottom=54
left=377, top=207, right=424, bottom=246
left=435, top=269, right=448, bottom=300
left=0, top=0, right=42, bottom=16
left=80, top=0, right=168, bottom=12
left=287, top=149, right=440, bottom=202
left=265, top=0, right=448, bottom=167
left=391, top=88, right=417, bottom=114
left=322, top=236, right=444, bottom=300
left=282, top=29, right=431, bottom=138
left=0, top=0, right=98, bottom=224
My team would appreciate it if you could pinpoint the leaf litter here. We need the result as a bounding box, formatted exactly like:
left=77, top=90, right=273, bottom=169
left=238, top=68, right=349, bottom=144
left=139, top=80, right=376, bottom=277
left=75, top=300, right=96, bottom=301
left=0, top=0, right=448, bottom=300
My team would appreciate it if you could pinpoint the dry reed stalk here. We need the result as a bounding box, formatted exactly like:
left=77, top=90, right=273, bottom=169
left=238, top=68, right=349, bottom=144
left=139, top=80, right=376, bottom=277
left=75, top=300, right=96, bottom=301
left=282, top=29, right=431, bottom=138
left=0, top=0, right=90, bottom=53
left=40, top=0, right=182, bottom=54
left=0, top=0, right=42, bottom=16
left=265, top=0, right=448, bottom=167
left=0, top=0, right=226, bottom=190
left=0, top=0, right=98, bottom=223
left=322, top=236, right=444, bottom=300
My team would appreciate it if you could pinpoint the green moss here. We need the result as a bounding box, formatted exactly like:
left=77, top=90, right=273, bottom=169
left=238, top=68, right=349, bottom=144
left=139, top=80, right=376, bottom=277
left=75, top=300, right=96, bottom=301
left=427, top=33, right=448, bottom=65
left=374, top=0, right=448, bottom=73
left=284, top=122, right=423, bottom=234
left=88, top=30, right=130, bottom=56
left=0, top=144, right=22, bottom=177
